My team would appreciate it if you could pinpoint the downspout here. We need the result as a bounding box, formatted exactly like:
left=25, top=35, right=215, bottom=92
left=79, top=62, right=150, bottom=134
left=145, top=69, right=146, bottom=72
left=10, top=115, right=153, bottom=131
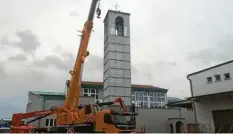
left=187, top=76, right=198, bottom=132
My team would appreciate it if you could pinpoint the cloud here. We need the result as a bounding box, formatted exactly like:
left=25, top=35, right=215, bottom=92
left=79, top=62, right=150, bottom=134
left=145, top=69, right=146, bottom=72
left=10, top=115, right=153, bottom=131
left=131, top=60, right=180, bottom=86
left=82, top=54, right=103, bottom=81
left=24, top=69, right=47, bottom=81
left=15, top=29, right=41, bottom=53
left=8, top=53, right=27, bottom=61
left=0, top=63, right=6, bottom=78
left=1, top=0, right=233, bottom=118
left=131, top=65, right=139, bottom=74
left=34, top=55, right=72, bottom=71
left=70, top=12, right=79, bottom=17
left=186, top=35, right=233, bottom=66
left=0, top=35, right=9, bottom=45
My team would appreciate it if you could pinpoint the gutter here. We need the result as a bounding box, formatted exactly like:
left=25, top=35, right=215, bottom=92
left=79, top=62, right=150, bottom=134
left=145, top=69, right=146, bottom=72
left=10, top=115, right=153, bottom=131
left=187, top=76, right=198, bottom=131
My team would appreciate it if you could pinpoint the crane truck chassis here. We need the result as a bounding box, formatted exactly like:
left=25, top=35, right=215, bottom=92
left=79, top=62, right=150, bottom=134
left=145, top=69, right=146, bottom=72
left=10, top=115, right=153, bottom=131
left=11, top=97, right=138, bottom=133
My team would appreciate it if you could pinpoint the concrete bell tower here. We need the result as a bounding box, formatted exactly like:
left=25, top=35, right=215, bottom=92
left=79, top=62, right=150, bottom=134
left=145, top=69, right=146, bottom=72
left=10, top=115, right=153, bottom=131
left=103, top=10, right=132, bottom=106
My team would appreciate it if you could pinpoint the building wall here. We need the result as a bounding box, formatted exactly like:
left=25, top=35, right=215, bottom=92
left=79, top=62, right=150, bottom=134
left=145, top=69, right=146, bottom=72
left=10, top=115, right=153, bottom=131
left=188, top=62, right=233, bottom=97
left=136, top=108, right=195, bottom=133
left=27, top=94, right=95, bottom=127
left=41, top=97, right=95, bottom=127
left=26, top=92, right=44, bottom=127
left=180, top=108, right=196, bottom=123
left=194, top=96, right=233, bottom=132
left=39, top=99, right=64, bottom=127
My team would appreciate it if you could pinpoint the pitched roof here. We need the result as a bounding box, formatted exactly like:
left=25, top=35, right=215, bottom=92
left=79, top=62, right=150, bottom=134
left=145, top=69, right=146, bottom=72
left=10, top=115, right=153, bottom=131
left=187, top=60, right=233, bottom=77
left=167, top=97, right=183, bottom=103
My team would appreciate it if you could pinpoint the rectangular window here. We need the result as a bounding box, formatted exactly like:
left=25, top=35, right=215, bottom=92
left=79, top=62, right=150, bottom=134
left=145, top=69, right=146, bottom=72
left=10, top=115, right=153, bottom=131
left=54, top=119, right=56, bottom=126
left=161, top=98, right=165, bottom=102
left=136, top=95, right=140, bottom=100
left=45, top=119, right=49, bottom=126
left=84, top=94, right=88, bottom=97
left=96, top=95, right=98, bottom=99
left=215, top=74, right=221, bottom=82
left=91, top=94, right=95, bottom=97
left=91, top=88, right=95, bottom=93
left=224, top=73, right=231, bottom=80
left=139, top=97, right=143, bottom=101
left=49, top=119, right=54, bottom=126
left=150, top=97, right=154, bottom=101
left=149, top=92, right=153, bottom=96
left=143, top=102, right=148, bottom=108
left=206, top=77, right=212, bottom=83
left=84, top=88, right=89, bottom=93
left=143, top=92, right=147, bottom=96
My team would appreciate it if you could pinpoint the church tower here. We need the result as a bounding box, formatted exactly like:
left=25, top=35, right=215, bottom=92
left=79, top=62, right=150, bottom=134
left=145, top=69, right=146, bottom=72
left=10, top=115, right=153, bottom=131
left=103, top=10, right=132, bottom=105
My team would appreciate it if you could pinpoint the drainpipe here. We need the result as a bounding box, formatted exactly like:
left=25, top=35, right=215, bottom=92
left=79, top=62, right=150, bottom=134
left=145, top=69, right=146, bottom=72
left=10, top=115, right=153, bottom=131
left=187, top=77, right=198, bottom=132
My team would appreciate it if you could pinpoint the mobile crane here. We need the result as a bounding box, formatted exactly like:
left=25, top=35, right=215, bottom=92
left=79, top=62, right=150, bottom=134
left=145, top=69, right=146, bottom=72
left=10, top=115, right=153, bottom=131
left=11, top=0, right=138, bottom=133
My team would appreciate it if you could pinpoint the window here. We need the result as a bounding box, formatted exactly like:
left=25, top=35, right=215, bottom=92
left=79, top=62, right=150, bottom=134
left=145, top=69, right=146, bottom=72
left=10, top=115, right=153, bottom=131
left=104, top=114, right=112, bottom=124
left=206, top=77, right=212, bottom=83
left=49, top=119, right=54, bottom=127
left=82, top=88, right=97, bottom=98
left=91, top=88, right=95, bottom=93
left=84, top=88, right=89, bottom=93
left=84, top=94, right=88, bottom=97
left=45, top=119, right=49, bottom=126
left=215, top=74, right=221, bottom=82
left=54, top=119, right=56, bottom=126
left=91, top=94, right=95, bottom=97
left=224, top=73, right=231, bottom=80
left=96, top=95, right=98, bottom=99
left=134, top=91, right=167, bottom=108
left=45, top=118, right=55, bottom=127
left=115, top=16, right=124, bottom=36
left=187, top=108, right=193, bottom=112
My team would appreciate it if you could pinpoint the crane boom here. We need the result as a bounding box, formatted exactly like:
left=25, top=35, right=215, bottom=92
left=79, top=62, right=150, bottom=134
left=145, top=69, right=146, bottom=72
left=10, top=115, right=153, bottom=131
left=11, top=1, right=138, bottom=133
left=64, top=0, right=100, bottom=109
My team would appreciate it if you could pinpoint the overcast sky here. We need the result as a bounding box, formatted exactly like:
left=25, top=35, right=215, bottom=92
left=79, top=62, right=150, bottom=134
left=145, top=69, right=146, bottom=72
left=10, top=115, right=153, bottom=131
left=1, top=0, right=233, bottom=118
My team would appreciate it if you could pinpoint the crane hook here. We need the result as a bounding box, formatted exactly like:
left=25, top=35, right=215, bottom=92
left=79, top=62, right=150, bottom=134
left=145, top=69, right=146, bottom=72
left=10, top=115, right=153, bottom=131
left=96, top=2, right=101, bottom=19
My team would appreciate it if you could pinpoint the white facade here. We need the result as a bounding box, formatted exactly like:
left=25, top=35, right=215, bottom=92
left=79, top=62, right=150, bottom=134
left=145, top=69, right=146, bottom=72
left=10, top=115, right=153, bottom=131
left=187, top=60, right=233, bottom=133
left=188, top=61, right=233, bottom=97
left=194, top=95, right=233, bottom=132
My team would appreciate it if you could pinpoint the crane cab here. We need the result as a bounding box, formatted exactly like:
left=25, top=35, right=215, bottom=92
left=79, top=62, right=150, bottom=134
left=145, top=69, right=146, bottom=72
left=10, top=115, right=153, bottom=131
left=95, top=109, right=137, bottom=133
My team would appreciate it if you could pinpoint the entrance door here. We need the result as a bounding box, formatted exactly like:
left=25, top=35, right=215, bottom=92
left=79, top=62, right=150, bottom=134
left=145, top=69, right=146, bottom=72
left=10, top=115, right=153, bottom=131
left=212, top=109, right=233, bottom=133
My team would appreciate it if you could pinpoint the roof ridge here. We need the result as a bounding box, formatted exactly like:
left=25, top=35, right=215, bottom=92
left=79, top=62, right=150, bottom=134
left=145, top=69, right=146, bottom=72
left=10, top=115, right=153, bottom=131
left=187, top=59, right=233, bottom=77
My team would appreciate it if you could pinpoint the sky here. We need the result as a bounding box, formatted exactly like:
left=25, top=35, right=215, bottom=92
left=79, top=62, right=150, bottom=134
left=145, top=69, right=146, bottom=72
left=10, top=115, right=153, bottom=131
left=1, top=0, right=233, bottom=118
